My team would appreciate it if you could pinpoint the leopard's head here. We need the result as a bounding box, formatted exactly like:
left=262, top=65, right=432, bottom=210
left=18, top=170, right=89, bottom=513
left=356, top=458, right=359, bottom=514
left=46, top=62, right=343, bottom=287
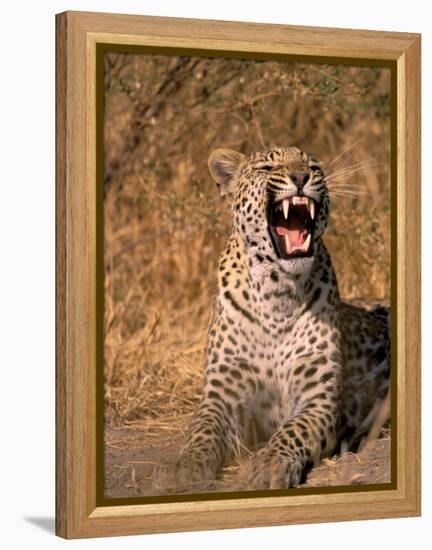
left=208, top=146, right=329, bottom=272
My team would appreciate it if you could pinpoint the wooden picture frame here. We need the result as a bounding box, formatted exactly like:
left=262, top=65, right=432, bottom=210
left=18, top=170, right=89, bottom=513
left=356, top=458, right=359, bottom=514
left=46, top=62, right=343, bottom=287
left=56, top=10, right=421, bottom=539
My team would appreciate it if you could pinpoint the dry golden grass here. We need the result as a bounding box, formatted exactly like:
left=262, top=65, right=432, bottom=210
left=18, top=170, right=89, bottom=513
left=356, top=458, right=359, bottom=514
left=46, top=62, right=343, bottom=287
left=103, top=53, right=391, bottom=455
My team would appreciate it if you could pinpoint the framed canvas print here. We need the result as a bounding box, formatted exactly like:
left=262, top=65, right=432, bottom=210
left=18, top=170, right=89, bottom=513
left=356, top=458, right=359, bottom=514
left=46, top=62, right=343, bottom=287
left=55, top=11, right=421, bottom=539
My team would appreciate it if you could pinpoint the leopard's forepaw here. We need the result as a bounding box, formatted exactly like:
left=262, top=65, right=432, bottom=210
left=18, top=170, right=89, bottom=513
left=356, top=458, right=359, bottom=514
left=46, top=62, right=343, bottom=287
left=247, top=446, right=304, bottom=489
left=152, top=455, right=216, bottom=494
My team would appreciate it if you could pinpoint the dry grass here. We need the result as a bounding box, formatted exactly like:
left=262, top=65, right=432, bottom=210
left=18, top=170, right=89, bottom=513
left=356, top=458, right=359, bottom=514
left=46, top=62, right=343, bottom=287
left=103, top=53, right=391, bottom=455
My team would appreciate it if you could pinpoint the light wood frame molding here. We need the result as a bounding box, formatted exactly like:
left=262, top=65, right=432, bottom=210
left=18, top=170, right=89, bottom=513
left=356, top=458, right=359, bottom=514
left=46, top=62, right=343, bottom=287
left=55, top=10, right=421, bottom=539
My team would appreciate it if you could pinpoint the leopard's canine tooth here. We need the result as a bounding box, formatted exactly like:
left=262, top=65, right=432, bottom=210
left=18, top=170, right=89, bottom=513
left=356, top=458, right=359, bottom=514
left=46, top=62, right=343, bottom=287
left=282, top=198, right=289, bottom=220
left=309, top=199, right=315, bottom=220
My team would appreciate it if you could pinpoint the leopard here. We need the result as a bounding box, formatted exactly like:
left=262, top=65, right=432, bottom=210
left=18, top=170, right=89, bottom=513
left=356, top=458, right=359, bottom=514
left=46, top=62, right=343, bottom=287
left=152, top=146, right=390, bottom=493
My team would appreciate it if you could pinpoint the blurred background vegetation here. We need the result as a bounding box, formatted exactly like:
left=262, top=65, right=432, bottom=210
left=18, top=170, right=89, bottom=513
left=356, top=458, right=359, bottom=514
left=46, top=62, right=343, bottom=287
left=103, top=53, right=391, bottom=437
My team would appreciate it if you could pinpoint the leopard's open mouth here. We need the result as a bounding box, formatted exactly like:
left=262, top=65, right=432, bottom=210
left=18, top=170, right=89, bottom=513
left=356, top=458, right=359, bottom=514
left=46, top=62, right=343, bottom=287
left=268, top=196, right=317, bottom=260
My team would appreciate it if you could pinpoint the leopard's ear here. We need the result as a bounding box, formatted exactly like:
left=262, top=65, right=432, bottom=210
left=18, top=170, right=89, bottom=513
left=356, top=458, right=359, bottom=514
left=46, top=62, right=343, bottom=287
left=208, top=148, right=246, bottom=199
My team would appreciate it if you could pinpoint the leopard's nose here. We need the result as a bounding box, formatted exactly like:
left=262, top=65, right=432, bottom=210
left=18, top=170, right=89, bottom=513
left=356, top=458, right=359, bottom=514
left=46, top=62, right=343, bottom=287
left=289, top=172, right=309, bottom=192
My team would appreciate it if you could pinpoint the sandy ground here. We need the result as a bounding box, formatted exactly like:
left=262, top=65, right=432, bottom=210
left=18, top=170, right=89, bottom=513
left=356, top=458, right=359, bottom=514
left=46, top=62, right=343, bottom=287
left=104, top=427, right=391, bottom=498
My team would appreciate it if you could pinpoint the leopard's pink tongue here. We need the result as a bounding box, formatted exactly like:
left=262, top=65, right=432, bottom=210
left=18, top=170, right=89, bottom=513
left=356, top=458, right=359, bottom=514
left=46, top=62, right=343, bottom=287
left=276, top=226, right=308, bottom=246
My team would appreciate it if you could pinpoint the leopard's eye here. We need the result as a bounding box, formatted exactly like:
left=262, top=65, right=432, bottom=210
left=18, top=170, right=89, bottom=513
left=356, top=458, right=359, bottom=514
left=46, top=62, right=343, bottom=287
left=255, top=164, right=274, bottom=172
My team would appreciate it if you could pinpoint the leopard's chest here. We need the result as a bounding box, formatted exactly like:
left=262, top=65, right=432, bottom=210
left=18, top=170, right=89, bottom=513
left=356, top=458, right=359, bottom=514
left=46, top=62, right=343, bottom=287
left=242, top=316, right=310, bottom=427
left=242, top=304, right=338, bottom=433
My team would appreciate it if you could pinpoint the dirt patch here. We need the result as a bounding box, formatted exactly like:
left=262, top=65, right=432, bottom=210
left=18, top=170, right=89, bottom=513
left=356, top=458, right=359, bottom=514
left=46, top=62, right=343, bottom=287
left=105, top=428, right=183, bottom=498
left=104, top=427, right=391, bottom=498
left=302, top=438, right=391, bottom=487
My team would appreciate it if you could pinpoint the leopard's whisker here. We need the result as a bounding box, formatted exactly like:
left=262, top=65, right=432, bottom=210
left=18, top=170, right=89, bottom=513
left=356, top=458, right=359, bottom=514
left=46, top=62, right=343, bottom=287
left=328, top=157, right=381, bottom=170
left=330, top=191, right=371, bottom=198
left=326, top=161, right=384, bottom=181
left=327, top=184, right=371, bottom=194
left=328, top=187, right=370, bottom=196
left=329, top=185, right=370, bottom=193
left=329, top=155, right=378, bottom=174
left=325, top=138, right=367, bottom=169
left=326, top=171, right=379, bottom=186
left=327, top=193, right=371, bottom=203
left=329, top=190, right=372, bottom=199
left=327, top=181, right=375, bottom=193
